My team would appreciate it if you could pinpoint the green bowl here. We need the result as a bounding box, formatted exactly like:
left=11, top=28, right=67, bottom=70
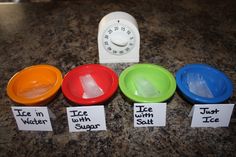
left=119, top=64, right=176, bottom=102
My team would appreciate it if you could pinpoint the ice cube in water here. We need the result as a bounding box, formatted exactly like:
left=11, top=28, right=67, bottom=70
left=19, top=84, right=53, bottom=99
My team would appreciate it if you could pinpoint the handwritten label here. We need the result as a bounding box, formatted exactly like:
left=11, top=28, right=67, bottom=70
left=134, top=103, right=166, bottom=127
left=11, top=107, right=53, bottom=131
left=191, top=104, right=235, bottom=127
left=67, top=106, right=107, bottom=132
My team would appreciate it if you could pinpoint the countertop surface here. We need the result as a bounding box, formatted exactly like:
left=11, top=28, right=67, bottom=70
left=0, top=0, right=236, bottom=156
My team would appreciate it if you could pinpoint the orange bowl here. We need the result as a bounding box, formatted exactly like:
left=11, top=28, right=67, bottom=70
left=7, top=65, right=62, bottom=106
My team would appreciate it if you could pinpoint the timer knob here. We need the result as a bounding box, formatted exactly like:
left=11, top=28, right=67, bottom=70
left=110, top=33, right=128, bottom=47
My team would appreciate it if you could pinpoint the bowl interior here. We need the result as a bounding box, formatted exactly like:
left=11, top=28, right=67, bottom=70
left=11, top=67, right=58, bottom=100
left=180, top=67, right=227, bottom=98
left=120, top=64, right=176, bottom=102
left=62, top=65, right=118, bottom=105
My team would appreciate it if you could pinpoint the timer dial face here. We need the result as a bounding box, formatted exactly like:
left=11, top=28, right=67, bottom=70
left=102, top=23, right=135, bottom=55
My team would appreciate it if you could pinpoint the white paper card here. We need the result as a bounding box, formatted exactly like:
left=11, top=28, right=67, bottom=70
left=134, top=103, right=166, bottom=127
left=191, top=104, right=235, bottom=127
left=188, top=107, right=194, bottom=117
left=67, top=106, right=107, bottom=132
left=11, top=106, right=53, bottom=131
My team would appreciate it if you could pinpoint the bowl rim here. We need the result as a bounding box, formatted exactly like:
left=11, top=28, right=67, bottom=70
left=7, top=64, right=63, bottom=105
left=61, top=64, right=118, bottom=105
left=119, top=64, right=176, bottom=102
left=176, top=63, right=233, bottom=103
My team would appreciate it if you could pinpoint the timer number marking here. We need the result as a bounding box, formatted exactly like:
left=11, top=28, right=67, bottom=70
left=103, top=24, right=135, bottom=55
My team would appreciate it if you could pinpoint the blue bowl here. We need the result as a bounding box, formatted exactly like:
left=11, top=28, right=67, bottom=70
left=176, top=64, right=233, bottom=104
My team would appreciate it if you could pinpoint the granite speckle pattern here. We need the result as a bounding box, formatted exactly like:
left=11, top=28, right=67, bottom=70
left=0, top=0, right=236, bottom=156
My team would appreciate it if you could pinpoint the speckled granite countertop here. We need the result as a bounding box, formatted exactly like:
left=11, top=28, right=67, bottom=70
left=0, top=0, right=236, bottom=156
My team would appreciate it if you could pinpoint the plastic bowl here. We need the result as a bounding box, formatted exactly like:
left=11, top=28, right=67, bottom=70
left=119, top=64, right=176, bottom=102
left=62, top=64, right=118, bottom=105
left=7, top=65, right=63, bottom=105
left=176, top=64, right=233, bottom=104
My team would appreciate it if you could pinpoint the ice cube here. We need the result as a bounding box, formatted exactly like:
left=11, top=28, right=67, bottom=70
left=187, top=73, right=214, bottom=98
left=134, top=77, right=160, bottom=98
left=80, top=74, right=104, bottom=99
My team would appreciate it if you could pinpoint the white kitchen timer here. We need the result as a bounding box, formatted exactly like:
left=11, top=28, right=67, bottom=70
left=98, top=11, right=140, bottom=63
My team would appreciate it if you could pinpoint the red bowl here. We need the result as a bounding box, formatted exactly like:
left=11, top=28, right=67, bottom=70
left=62, top=64, right=118, bottom=105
